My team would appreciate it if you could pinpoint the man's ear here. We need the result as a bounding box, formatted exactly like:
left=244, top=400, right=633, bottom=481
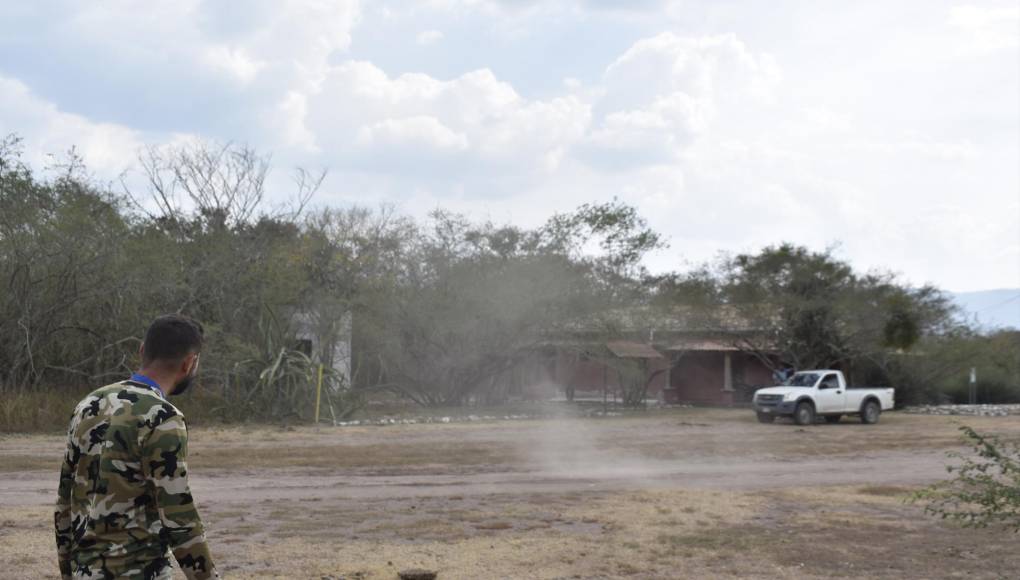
left=184, top=352, right=200, bottom=374
left=179, top=353, right=192, bottom=375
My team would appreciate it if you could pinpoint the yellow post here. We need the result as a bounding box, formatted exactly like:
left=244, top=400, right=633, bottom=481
left=314, top=364, right=324, bottom=424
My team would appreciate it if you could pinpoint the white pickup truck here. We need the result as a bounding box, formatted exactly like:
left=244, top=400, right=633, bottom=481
left=752, top=370, right=895, bottom=425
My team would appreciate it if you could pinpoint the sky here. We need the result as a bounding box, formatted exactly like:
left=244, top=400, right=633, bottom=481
left=1, top=0, right=1018, bottom=292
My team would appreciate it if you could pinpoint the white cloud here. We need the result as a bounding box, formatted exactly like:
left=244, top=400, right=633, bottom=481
left=197, top=0, right=360, bottom=70
left=0, top=0, right=361, bottom=145
left=580, top=32, right=780, bottom=168
left=302, top=61, right=590, bottom=176
left=843, top=139, right=979, bottom=161
left=45, top=0, right=358, bottom=85
left=357, top=116, right=469, bottom=151
left=201, top=45, right=265, bottom=84
left=584, top=92, right=710, bottom=165
left=271, top=91, right=319, bottom=152
left=1, top=1, right=1016, bottom=291
left=420, top=0, right=674, bottom=15
left=602, top=32, right=781, bottom=112
left=948, top=3, right=1020, bottom=54
left=0, top=75, right=142, bottom=175
left=416, top=29, right=445, bottom=45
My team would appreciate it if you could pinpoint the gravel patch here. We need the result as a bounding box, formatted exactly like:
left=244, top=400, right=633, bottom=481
left=901, top=404, right=1020, bottom=417
left=332, top=406, right=694, bottom=427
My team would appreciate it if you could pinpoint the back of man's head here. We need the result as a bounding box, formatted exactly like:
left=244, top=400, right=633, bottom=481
left=142, top=314, right=204, bottom=369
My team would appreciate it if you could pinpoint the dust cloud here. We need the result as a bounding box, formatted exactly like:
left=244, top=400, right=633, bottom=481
left=518, top=406, right=688, bottom=483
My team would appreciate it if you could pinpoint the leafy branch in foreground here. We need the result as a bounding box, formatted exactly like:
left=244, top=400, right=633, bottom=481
left=913, top=425, right=1020, bottom=532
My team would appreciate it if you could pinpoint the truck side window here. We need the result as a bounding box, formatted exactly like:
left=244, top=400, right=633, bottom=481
left=821, top=374, right=838, bottom=389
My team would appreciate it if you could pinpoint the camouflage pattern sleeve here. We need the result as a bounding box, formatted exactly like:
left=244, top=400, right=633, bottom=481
left=54, top=438, right=76, bottom=580
left=141, top=412, right=219, bottom=580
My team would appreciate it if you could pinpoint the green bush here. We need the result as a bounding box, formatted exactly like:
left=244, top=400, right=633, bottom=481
left=914, top=426, right=1020, bottom=532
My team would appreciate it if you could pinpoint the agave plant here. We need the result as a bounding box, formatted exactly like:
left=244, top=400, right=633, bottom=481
left=227, top=307, right=363, bottom=422
left=236, top=346, right=317, bottom=419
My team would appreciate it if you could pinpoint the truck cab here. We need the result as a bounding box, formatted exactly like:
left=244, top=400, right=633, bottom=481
left=753, top=370, right=895, bottom=425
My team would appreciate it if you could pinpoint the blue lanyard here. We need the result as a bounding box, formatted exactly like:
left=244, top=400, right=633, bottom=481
left=129, top=373, right=164, bottom=396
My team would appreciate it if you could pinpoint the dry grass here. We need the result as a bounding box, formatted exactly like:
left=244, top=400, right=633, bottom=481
left=0, top=386, right=235, bottom=434
left=204, top=488, right=770, bottom=579
left=756, top=486, right=1020, bottom=579
left=191, top=440, right=518, bottom=472
left=0, top=389, right=85, bottom=434
left=0, top=425, right=521, bottom=473
left=598, top=409, right=1020, bottom=459
left=14, top=484, right=1013, bottom=579
left=6, top=410, right=1020, bottom=578
left=4, top=409, right=991, bottom=476
left=0, top=506, right=55, bottom=577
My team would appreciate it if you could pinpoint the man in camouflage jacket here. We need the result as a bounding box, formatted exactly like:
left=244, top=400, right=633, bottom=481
left=55, top=315, right=219, bottom=579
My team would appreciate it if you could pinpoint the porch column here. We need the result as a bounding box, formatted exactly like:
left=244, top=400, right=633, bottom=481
left=723, top=353, right=733, bottom=391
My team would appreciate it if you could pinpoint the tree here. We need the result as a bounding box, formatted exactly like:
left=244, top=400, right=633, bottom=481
left=130, top=140, right=324, bottom=231
left=919, top=330, right=1020, bottom=404
left=359, top=212, right=586, bottom=406
left=0, top=135, right=384, bottom=422
left=544, top=197, right=666, bottom=286
left=0, top=135, right=141, bottom=392
left=648, top=244, right=964, bottom=404
left=720, top=245, right=954, bottom=374
left=359, top=201, right=663, bottom=407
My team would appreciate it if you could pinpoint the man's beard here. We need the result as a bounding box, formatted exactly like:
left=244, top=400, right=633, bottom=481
left=170, top=374, right=195, bottom=396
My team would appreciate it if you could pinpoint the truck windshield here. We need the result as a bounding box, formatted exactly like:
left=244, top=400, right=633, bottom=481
left=783, top=372, right=820, bottom=387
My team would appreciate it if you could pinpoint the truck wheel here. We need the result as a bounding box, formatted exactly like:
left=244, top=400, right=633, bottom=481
left=824, top=415, right=842, bottom=424
left=861, top=400, right=881, bottom=424
left=794, top=402, right=815, bottom=426
left=756, top=413, right=776, bottom=424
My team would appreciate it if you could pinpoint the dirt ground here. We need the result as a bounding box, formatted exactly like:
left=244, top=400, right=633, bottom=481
left=3, top=408, right=1019, bottom=579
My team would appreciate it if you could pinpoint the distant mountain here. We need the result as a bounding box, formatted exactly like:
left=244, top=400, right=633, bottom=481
left=951, top=289, right=1020, bottom=331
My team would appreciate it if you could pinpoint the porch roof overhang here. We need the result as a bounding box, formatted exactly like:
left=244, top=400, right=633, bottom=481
left=666, top=338, right=742, bottom=352
left=606, top=340, right=663, bottom=359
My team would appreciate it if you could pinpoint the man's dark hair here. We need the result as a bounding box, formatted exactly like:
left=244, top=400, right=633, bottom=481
left=142, top=314, right=204, bottom=368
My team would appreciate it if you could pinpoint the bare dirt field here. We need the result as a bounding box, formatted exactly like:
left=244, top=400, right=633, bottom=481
left=3, top=408, right=1019, bottom=579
